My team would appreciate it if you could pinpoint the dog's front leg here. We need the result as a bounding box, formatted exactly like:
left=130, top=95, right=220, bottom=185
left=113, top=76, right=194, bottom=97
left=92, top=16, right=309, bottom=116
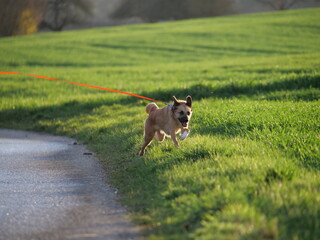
left=180, top=128, right=189, bottom=140
left=170, top=130, right=179, bottom=148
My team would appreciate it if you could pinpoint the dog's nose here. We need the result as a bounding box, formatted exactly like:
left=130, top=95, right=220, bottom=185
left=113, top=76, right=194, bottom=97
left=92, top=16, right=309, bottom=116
left=180, top=117, right=188, bottom=122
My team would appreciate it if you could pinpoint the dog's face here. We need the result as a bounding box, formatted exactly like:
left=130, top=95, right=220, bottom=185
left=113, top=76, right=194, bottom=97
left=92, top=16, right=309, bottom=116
left=172, top=96, right=192, bottom=127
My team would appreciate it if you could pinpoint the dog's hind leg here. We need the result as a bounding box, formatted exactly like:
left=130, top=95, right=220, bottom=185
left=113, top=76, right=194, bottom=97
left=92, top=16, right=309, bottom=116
left=154, top=130, right=165, bottom=142
left=139, top=133, right=154, bottom=156
left=139, top=121, right=155, bottom=156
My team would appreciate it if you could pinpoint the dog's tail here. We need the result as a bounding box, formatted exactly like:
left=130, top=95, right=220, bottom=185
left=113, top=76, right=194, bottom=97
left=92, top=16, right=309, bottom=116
left=146, top=103, right=159, bottom=115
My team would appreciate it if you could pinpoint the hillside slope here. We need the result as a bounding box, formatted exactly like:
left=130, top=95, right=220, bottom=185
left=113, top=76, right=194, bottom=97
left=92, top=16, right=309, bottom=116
left=1, top=8, right=320, bottom=240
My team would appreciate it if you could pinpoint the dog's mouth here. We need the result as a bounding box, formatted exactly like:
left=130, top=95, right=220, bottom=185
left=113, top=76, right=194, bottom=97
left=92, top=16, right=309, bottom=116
left=179, top=118, right=188, bottom=127
left=181, top=122, right=188, bottom=127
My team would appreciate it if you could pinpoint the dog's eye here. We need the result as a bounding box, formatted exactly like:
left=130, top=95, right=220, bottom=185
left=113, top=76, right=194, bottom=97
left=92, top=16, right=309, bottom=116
left=187, top=111, right=190, bottom=116
left=179, top=111, right=184, bottom=115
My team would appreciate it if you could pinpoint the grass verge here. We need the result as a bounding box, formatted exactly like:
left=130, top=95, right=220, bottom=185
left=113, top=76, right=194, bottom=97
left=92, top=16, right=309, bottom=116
left=1, top=8, right=320, bottom=239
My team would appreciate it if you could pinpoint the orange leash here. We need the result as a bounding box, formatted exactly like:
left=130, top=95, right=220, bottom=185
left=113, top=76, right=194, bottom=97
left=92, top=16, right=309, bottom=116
left=0, top=71, right=165, bottom=104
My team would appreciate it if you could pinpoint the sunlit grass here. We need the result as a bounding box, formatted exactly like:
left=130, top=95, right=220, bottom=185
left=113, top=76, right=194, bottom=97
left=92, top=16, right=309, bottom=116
left=0, top=8, right=319, bottom=240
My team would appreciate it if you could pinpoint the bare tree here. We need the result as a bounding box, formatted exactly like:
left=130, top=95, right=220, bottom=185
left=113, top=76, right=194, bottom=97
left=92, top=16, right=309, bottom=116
left=41, top=0, right=93, bottom=31
left=0, top=0, right=47, bottom=36
left=187, top=0, right=234, bottom=18
left=112, top=0, right=234, bottom=22
left=256, top=0, right=315, bottom=10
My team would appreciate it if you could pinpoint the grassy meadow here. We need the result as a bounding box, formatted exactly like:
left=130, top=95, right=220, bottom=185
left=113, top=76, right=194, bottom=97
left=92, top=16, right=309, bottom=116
left=1, top=8, right=320, bottom=239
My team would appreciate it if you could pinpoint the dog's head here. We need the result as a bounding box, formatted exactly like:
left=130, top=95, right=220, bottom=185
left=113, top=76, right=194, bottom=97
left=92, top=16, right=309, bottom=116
left=172, top=96, right=192, bottom=128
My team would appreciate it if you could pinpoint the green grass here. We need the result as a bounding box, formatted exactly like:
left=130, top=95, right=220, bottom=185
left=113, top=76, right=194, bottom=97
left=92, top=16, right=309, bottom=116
left=1, top=8, right=320, bottom=240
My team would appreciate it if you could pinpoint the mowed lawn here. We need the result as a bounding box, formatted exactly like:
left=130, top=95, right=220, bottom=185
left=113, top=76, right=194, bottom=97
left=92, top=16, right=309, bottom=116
left=1, top=8, right=320, bottom=239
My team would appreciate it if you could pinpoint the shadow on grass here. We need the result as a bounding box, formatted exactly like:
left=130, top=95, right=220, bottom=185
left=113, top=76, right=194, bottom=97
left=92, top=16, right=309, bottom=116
left=98, top=120, right=260, bottom=239
left=2, top=61, right=108, bottom=68
left=0, top=76, right=318, bottom=239
left=221, top=66, right=314, bottom=75
left=92, top=43, right=188, bottom=53
left=0, top=99, right=108, bottom=132
left=2, top=72, right=317, bottom=122
left=0, top=73, right=318, bottom=168
left=111, top=73, right=319, bottom=104
left=193, top=44, right=300, bottom=55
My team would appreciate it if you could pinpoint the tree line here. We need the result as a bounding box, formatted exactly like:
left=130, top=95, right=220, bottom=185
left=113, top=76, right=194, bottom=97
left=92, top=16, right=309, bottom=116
left=0, top=0, right=92, bottom=36
left=0, top=0, right=317, bottom=37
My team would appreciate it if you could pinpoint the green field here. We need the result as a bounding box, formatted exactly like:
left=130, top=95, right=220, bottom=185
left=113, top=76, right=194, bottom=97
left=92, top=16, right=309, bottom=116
left=1, top=8, right=320, bottom=239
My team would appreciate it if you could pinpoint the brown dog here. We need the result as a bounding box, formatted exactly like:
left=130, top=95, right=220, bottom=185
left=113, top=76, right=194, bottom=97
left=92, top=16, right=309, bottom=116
left=139, top=96, right=192, bottom=156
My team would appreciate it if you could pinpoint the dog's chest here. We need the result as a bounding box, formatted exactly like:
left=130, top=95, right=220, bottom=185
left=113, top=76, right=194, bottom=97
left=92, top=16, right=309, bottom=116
left=159, top=125, right=172, bottom=136
left=152, top=106, right=180, bottom=135
left=157, top=121, right=180, bottom=136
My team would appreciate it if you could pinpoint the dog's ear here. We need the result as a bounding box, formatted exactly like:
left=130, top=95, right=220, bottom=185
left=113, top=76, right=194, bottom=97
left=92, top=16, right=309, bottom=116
left=186, top=95, right=192, bottom=108
left=172, top=96, right=180, bottom=106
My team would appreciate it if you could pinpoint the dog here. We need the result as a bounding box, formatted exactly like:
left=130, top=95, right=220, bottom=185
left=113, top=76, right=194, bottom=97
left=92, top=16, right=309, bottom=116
left=138, top=96, right=192, bottom=156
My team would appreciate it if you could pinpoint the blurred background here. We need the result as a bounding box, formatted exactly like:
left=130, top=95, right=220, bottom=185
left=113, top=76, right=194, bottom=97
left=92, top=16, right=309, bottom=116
left=1, top=0, right=319, bottom=37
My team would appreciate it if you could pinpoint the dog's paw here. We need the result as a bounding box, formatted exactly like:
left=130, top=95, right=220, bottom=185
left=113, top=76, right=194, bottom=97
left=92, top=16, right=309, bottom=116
left=138, top=150, right=145, bottom=156
left=180, top=130, right=189, bottom=140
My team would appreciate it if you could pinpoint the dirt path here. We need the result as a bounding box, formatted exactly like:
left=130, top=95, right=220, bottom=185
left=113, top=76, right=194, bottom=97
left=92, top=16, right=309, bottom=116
left=0, top=129, right=140, bottom=240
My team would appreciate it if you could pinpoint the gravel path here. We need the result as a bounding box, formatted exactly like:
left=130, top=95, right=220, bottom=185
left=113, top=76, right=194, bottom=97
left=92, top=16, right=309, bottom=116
left=0, top=129, right=140, bottom=240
